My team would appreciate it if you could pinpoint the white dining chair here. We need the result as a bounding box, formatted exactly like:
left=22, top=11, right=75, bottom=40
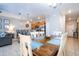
left=57, top=33, right=67, bottom=56
left=19, top=34, right=32, bottom=56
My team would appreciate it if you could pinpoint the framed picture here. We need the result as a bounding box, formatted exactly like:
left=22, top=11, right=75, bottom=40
left=4, top=18, right=9, bottom=24
left=4, top=18, right=9, bottom=30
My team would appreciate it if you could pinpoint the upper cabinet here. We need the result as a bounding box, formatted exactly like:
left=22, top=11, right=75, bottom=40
left=31, top=16, right=46, bottom=30
left=31, top=21, right=45, bottom=30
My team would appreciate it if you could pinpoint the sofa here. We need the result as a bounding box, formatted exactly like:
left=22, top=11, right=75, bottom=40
left=0, top=32, right=12, bottom=47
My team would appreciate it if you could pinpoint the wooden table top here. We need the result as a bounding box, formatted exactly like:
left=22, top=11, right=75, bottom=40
left=32, top=44, right=59, bottom=56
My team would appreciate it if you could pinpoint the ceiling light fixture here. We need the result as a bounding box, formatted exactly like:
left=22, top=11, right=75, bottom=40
left=48, top=2, right=53, bottom=6
left=68, top=10, right=71, bottom=13
left=47, top=0, right=57, bottom=8
left=48, top=3, right=57, bottom=8
left=52, top=3, right=57, bottom=8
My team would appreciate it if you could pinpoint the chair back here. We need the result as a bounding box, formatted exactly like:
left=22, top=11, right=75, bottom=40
left=57, top=33, right=67, bottom=56
left=19, top=34, right=32, bottom=56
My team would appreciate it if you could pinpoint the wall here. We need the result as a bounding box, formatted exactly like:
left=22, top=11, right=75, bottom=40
left=47, top=12, right=65, bottom=35
left=66, top=20, right=77, bottom=37
left=10, top=18, right=27, bottom=30
left=0, top=16, right=26, bottom=34
left=0, top=11, right=65, bottom=36
left=0, top=11, right=23, bottom=32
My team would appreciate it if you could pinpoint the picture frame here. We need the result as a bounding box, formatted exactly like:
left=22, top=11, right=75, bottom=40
left=4, top=25, right=9, bottom=30
left=4, top=18, right=9, bottom=24
left=4, top=18, right=10, bottom=30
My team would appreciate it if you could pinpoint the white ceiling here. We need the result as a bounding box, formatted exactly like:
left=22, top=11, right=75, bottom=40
left=0, top=3, right=53, bottom=17
left=0, top=3, right=79, bottom=19
left=59, top=3, right=79, bottom=20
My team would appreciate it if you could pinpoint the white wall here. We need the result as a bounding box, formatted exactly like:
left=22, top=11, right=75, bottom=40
left=47, top=12, right=65, bottom=35
left=0, top=11, right=65, bottom=36
left=10, top=18, right=27, bottom=30
left=66, top=20, right=76, bottom=37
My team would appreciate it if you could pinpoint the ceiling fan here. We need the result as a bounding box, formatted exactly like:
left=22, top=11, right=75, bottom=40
left=48, top=3, right=62, bottom=9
